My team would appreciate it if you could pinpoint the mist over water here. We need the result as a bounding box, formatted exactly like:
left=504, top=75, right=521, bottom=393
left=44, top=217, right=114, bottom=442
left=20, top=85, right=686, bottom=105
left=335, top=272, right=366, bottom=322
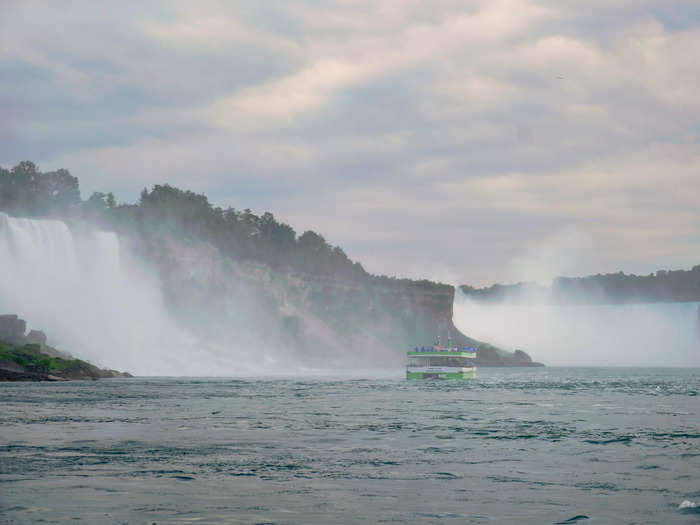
left=454, top=291, right=700, bottom=367
left=4, top=212, right=698, bottom=373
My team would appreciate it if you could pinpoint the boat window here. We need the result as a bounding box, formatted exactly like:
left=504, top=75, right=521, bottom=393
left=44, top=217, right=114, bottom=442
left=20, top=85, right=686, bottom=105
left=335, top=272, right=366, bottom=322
left=428, top=357, right=474, bottom=367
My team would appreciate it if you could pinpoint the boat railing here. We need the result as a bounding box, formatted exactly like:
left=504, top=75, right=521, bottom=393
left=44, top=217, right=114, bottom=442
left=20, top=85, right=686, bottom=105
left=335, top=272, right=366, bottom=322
left=412, top=346, right=478, bottom=353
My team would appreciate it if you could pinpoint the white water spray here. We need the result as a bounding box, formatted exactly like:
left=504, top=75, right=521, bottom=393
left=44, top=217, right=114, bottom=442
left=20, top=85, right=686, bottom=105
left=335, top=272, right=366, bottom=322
left=0, top=213, right=360, bottom=376
left=0, top=212, right=261, bottom=375
left=454, top=291, right=700, bottom=367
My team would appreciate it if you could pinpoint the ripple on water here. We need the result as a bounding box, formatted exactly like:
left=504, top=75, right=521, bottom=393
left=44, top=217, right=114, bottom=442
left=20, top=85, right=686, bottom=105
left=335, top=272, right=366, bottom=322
left=0, top=368, right=698, bottom=524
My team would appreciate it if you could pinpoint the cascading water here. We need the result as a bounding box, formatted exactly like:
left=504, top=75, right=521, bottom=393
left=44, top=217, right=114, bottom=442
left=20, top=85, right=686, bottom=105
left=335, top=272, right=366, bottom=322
left=0, top=212, right=233, bottom=375
left=0, top=212, right=343, bottom=376
left=453, top=290, right=700, bottom=367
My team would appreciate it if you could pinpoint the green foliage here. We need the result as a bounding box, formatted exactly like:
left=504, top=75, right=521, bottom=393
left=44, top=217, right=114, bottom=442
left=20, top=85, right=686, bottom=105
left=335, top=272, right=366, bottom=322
left=0, top=161, right=81, bottom=217
left=462, top=265, right=700, bottom=304
left=0, top=339, right=90, bottom=374
left=0, top=161, right=452, bottom=290
left=552, top=267, right=700, bottom=303
left=109, top=184, right=368, bottom=279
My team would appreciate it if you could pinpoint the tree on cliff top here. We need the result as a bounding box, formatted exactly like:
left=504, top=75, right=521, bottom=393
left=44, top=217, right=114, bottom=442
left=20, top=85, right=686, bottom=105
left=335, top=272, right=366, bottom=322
left=117, top=182, right=366, bottom=279
left=0, top=161, right=448, bottom=291
left=0, top=161, right=80, bottom=217
left=461, top=265, right=700, bottom=304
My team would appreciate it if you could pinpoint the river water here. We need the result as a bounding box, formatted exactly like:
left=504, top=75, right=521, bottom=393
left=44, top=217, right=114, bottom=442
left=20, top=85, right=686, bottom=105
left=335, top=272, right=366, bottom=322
left=1, top=367, right=699, bottom=524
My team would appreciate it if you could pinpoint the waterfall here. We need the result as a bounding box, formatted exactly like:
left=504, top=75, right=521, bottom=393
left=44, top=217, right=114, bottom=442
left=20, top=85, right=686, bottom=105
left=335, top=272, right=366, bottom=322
left=0, top=212, right=334, bottom=376
left=453, top=290, right=700, bottom=367
left=0, top=212, right=221, bottom=375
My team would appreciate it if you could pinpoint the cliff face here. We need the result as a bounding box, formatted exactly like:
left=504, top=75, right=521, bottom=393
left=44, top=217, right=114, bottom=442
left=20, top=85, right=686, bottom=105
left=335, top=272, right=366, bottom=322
left=0, top=314, right=73, bottom=360
left=1, top=164, right=541, bottom=370
left=145, top=238, right=540, bottom=367
left=0, top=314, right=26, bottom=344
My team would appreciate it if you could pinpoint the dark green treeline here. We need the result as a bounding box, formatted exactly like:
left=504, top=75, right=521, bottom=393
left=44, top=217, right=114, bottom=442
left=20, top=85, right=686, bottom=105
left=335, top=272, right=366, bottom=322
left=0, top=161, right=445, bottom=291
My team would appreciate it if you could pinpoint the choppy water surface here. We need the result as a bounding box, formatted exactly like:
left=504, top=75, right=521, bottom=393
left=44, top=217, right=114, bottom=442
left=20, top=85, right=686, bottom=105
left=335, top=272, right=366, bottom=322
left=1, top=368, right=699, bottom=524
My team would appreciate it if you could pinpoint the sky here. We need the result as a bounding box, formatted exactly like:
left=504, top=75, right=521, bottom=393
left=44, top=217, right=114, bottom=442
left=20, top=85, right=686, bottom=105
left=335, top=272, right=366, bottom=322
left=1, top=0, right=699, bottom=286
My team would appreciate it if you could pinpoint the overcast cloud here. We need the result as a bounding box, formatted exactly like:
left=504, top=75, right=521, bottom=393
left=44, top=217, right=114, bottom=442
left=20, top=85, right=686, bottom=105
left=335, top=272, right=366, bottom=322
left=1, top=0, right=698, bottom=285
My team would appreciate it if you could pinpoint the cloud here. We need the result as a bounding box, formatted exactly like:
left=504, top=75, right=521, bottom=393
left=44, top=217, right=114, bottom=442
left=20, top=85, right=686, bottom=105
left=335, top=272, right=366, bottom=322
left=212, top=59, right=363, bottom=125
left=0, top=0, right=698, bottom=285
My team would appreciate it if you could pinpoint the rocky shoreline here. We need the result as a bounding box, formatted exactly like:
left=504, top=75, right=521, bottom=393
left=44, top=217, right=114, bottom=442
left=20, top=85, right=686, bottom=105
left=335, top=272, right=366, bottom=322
left=0, top=311, right=542, bottom=380
left=0, top=315, right=132, bottom=382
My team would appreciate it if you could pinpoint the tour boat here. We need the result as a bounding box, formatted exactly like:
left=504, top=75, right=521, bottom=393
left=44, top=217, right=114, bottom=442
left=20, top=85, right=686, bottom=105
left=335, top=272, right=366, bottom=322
left=406, top=336, right=477, bottom=380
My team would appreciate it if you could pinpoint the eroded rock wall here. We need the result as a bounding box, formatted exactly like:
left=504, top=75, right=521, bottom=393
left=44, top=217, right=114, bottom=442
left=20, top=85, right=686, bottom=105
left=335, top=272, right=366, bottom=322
left=145, top=237, right=541, bottom=367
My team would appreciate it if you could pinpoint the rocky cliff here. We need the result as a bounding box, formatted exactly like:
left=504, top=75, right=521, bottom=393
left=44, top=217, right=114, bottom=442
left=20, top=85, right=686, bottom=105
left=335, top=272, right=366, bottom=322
left=0, top=314, right=26, bottom=344
left=1, top=163, right=542, bottom=371
left=0, top=314, right=72, bottom=359
left=144, top=238, right=541, bottom=367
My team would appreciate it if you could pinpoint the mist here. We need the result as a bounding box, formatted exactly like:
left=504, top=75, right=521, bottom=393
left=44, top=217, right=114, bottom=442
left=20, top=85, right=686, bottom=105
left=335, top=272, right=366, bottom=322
left=0, top=212, right=316, bottom=376
left=4, top=210, right=697, bottom=372
left=454, top=291, right=700, bottom=367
